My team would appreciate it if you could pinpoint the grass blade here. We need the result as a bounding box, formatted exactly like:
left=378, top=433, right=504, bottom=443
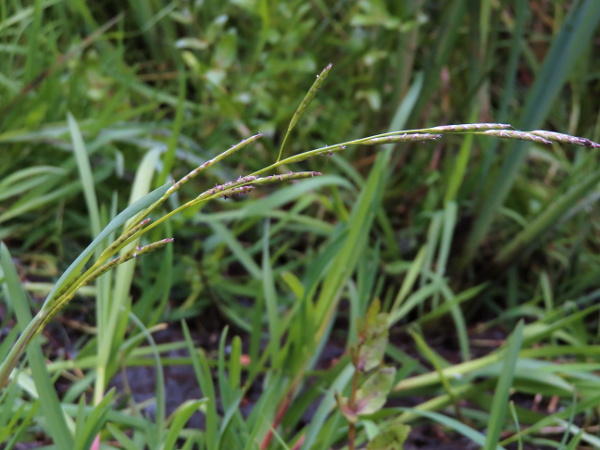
left=163, top=399, right=206, bottom=450
left=400, top=408, right=497, bottom=449
left=68, top=112, right=101, bottom=238
left=484, top=320, right=524, bottom=450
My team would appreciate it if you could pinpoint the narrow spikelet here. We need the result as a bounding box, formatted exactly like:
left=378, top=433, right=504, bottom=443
left=187, top=172, right=321, bottom=209
left=277, top=64, right=333, bottom=161
left=84, top=256, right=123, bottom=284
left=200, top=177, right=258, bottom=198
left=131, top=134, right=263, bottom=225
left=54, top=218, right=152, bottom=299
left=288, top=64, right=333, bottom=132
left=221, top=185, right=255, bottom=199
left=54, top=238, right=174, bottom=312
left=362, top=133, right=442, bottom=145
left=481, top=129, right=553, bottom=145
left=167, top=134, right=263, bottom=196
left=428, top=123, right=511, bottom=132
left=51, top=215, right=150, bottom=300
left=122, top=238, right=175, bottom=261
left=252, top=171, right=322, bottom=186
left=224, top=175, right=259, bottom=187
left=136, top=238, right=175, bottom=255
left=531, top=130, right=600, bottom=148
left=99, top=218, right=151, bottom=260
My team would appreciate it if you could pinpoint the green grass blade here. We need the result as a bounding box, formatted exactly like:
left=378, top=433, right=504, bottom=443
left=163, top=399, right=206, bottom=450
left=107, top=423, right=138, bottom=450
left=400, top=408, right=500, bottom=449
left=68, top=112, right=102, bottom=239
left=158, top=64, right=186, bottom=186
left=564, top=432, right=583, bottom=450
left=499, top=393, right=600, bottom=447
left=444, top=114, right=476, bottom=204
left=0, top=180, right=82, bottom=225
left=182, top=320, right=218, bottom=448
left=127, top=311, right=166, bottom=446
left=73, top=389, right=115, bottom=450
left=228, top=335, right=242, bottom=392
left=508, top=402, right=523, bottom=450
left=209, top=222, right=262, bottom=279
left=261, top=219, right=281, bottom=366
left=24, top=0, right=44, bottom=82
left=484, top=320, right=524, bottom=450
left=217, top=327, right=233, bottom=410
left=475, top=0, right=527, bottom=192
left=301, top=363, right=354, bottom=450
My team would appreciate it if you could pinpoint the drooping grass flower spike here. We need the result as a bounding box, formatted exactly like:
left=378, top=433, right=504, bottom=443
left=252, top=122, right=600, bottom=177
left=1, top=60, right=599, bottom=396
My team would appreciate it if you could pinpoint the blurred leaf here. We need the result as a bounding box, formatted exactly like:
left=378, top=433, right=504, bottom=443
left=73, top=389, right=115, bottom=450
left=214, top=30, right=237, bottom=68
left=367, top=422, right=411, bottom=450
left=358, top=304, right=389, bottom=372
left=355, top=366, right=396, bottom=416
left=163, top=399, right=206, bottom=449
left=484, top=321, right=524, bottom=450
left=339, top=366, right=396, bottom=423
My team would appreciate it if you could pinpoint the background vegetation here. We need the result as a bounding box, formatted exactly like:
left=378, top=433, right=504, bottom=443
left=1, top=0, right=600, bottom=448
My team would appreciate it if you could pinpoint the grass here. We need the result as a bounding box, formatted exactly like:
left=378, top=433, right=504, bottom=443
left=1, top=1, right=600, bottom=449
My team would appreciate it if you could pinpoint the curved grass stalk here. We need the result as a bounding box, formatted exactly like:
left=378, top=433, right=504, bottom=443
left=1, top=121, right=598, bottom=391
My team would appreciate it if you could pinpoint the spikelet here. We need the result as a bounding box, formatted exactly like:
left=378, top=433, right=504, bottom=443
left=530, top=130, right=600, bottom=148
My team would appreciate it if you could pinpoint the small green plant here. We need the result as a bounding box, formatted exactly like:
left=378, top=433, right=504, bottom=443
left=336, top=299, right=410, bottom=450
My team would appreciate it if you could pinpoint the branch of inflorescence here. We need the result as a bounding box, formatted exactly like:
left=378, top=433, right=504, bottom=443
left=252, top=123, right=599, bottom=176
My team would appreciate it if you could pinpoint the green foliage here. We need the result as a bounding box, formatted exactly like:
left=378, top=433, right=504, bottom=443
left=1, top=1, right=600, bottom=449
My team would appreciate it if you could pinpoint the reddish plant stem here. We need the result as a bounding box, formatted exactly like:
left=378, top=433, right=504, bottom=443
left=291, top=435, right=305, bottom=450
left=260, top=389, right=296, bottom=450
left=347, top=349, right=361, bottom=450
